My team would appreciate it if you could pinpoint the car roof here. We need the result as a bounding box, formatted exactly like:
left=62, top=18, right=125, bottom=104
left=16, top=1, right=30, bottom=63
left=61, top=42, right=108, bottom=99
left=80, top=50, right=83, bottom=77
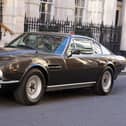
left=25, top=32, right=70, bottom=37
left=25, top=32, right=93, bottom=40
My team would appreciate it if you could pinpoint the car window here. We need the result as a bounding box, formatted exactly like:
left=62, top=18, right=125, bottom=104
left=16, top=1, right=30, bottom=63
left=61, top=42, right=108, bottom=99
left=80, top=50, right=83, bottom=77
left=67, top=38, right=93, bottom=55
left=9, top=34, right=37, bottom=48
left=93, top=42, right=102, bottom=55
left=100, top=45, right=112, bottom=55
left=36, top=35, right=67, bottom=54
left=7, top=33, right=67, bottom=54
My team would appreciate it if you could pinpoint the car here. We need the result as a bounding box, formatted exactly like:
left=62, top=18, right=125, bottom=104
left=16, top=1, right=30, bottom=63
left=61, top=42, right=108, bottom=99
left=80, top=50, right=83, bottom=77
left=0, top=32, right=125, bottom=105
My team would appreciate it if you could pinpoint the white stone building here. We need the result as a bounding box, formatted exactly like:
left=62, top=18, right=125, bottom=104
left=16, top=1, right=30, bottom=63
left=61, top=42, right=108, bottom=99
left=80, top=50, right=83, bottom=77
left=0, top=0, right=125, bottom=51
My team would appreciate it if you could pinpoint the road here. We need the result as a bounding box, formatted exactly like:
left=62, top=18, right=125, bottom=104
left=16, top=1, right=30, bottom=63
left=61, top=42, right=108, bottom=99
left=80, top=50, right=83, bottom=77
left=0, top=75, right=126, bottom=126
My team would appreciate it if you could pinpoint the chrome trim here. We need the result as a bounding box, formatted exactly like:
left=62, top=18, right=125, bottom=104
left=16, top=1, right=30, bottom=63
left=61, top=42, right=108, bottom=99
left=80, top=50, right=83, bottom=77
left=48, top=81, right=96, bottom=88
left=48, top=65, right=62, bottom=69
left=0, top=80, right=20, bottom=84
left=47, top=81, right=96, bottom=91
left=62, top=36, right=71, bottom=56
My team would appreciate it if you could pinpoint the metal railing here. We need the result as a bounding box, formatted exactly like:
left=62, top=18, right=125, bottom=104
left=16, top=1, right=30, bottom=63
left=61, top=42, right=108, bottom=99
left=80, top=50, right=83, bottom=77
left=24, top=17, right=122, bottom=54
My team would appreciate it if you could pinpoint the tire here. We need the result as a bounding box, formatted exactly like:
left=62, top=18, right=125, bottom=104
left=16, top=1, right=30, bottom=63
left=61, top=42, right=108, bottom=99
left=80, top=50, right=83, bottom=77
left=94, top=67, right=114, bottom=95
left=14, top=69, right=46, bottom=105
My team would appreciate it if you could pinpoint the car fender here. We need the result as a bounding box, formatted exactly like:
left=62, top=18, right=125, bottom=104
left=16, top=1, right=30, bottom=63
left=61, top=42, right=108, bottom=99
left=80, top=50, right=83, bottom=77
left=20, top=64, right=48, bottom=83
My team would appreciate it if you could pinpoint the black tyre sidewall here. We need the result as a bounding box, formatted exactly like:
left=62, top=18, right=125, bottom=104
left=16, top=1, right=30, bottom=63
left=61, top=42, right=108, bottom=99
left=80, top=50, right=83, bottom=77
left=95, top=67, right=114, bottom=95
left=15, top=69, right=46, bottom=105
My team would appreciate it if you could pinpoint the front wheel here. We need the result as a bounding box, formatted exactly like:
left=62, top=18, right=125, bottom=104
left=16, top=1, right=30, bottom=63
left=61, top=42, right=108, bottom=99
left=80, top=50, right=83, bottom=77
left=94, top=67, right=114, bottom=95
left=14, top=69, right=46, bottom=105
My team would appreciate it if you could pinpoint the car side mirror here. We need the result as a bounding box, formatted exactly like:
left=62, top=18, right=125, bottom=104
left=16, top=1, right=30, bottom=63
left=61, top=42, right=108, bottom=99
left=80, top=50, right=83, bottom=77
left=67, top=49, right=80, bottom=57
left=72, top=49, right=80, bottom=55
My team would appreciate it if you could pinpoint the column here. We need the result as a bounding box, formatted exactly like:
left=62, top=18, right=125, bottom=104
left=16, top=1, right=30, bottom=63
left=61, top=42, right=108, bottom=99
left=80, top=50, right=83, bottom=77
left=25, top=0, right=40, bottom=18
left=82, top=0, right=88, bottom=24
left=3, top=0, right=25, bottom=33
left=103, top=0, right=117, bottom=26
left=55, top=0, right=75, bottom=21
left=120, top=0, right=126, bottom=51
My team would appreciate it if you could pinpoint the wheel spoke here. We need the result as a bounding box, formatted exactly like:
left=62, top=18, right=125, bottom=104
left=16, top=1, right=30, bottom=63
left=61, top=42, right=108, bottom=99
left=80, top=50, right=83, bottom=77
left=26, top=75, right=42, bottom=100
left=102, top=71, right=112, bottom=92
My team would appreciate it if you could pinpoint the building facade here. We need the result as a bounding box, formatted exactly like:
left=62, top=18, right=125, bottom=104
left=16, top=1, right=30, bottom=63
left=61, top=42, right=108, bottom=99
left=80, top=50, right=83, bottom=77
left=0, top=0, right=125, bottom=51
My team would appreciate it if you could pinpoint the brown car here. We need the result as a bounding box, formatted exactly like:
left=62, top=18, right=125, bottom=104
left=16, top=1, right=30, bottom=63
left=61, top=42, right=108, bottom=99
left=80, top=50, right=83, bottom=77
left=0, top=32, right=125, bottom=105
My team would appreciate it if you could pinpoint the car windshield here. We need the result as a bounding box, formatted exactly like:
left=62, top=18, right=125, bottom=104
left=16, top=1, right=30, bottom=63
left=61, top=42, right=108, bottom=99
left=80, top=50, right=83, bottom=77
left=6, top=33, right=68, bottom=55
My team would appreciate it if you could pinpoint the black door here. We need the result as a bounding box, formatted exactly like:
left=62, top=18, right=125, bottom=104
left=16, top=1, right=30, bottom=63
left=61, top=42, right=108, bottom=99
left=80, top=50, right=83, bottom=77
left=65, top=37, right=101, bottom=83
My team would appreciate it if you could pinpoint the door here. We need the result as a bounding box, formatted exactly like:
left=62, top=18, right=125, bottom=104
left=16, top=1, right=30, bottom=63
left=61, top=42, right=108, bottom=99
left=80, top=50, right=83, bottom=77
left=65, top=37, right=101, bottom=83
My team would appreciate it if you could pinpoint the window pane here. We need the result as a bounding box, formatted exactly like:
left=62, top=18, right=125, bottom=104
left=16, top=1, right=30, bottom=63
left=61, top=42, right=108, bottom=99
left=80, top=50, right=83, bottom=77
left=75, top=0, right=85, bottom=23
left=39, top=0, right=53, bottom=22
left=101, top=45, right=112, bottom=55
left=68, top=38, right=93, bottom=54
left=93, top=42, right=102, bottom=54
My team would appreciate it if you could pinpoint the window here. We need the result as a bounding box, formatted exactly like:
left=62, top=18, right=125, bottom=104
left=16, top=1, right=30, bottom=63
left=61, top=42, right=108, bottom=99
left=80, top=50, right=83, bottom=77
left=75, top=0, right=85, bottom=23
left=7, top=33, right=67, bottom=55
left=39, top=0, right=53, bottom=22
left=8, top=34, right=38, bottom=49
left=100, top=45, right=112, bottom=55
left=93, top=42, right=102, bottom=54
left=67, top=38, right=93, bottom=55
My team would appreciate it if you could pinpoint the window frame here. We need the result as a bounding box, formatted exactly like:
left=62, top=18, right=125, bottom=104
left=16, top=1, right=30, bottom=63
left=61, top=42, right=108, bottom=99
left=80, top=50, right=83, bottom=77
left=75, top=0, right=85, bottom=23
left=92, top=40, right=103, bottom=55
left=66, top=37, right=95, bottom=56
left=39, top=0, right=53, bottom=22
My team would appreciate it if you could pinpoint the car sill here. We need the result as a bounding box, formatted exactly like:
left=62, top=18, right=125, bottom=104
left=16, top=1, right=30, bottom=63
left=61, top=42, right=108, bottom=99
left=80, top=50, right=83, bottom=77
left=46, top=81, right=96, bottom=92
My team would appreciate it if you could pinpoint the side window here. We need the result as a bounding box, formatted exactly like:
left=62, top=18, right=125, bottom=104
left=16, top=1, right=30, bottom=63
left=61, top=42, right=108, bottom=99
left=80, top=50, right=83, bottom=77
left=67, top=38, right=93, bottom=55
left=93, top=42, right=102, bottom=54
left=23, top=34, right=37, bottom=47
left=9, top=34, right=37, bottom=48
left=100, top=45, right=112, bottom=55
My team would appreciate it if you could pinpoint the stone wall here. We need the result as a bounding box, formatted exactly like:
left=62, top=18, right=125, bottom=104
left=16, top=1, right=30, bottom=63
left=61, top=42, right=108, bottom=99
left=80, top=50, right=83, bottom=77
left=54, top=0, right=75, bottom=21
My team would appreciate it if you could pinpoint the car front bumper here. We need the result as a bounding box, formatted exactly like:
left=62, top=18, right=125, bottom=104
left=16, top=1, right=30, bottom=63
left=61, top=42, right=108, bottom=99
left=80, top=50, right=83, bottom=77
left=0, top=80, right=20, bottom=88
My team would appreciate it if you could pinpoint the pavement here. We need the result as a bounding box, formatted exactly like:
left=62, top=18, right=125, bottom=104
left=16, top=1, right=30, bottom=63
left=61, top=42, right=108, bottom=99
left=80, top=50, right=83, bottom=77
left=0, top=75, right=126, bottom=126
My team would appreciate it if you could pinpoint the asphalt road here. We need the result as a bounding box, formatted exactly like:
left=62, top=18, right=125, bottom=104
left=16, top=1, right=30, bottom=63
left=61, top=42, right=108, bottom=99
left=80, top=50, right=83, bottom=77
left=0, top=75, right=126, bottom=126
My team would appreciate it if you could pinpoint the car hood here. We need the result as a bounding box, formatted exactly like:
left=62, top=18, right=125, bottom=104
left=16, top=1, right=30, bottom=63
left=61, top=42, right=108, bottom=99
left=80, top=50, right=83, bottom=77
left=0, top=47, right=56, bottom=61
left=0, top=47, right=36, bottom=57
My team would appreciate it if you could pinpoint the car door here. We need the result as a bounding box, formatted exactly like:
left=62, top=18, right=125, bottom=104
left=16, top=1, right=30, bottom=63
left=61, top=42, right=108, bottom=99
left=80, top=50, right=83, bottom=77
left=65, top=37, right=101, bottom=83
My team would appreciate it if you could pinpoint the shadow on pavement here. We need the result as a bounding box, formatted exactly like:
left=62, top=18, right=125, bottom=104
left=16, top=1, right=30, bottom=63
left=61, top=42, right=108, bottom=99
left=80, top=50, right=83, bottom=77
left=0, top=88, right=95, bottom=107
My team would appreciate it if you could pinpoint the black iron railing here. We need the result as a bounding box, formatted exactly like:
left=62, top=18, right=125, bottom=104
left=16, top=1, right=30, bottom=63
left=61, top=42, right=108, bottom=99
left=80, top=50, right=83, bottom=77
left=24, top=17, right=122, bottom=54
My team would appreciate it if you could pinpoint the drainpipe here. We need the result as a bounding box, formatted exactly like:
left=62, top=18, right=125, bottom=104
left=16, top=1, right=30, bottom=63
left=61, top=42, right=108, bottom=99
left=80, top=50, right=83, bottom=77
left=0, top=0, right=3, bottom=40
left=120, top=0, right=126, bottom=52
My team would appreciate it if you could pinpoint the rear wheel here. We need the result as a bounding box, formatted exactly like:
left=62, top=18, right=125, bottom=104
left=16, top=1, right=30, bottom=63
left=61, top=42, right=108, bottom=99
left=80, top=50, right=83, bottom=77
left=14, top=69, right=46, bottom=105
left=94, top=67, right=114, bottom=95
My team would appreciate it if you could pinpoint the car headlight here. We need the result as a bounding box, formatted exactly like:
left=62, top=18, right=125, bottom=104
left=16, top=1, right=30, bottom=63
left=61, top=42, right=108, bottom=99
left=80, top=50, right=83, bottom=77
left=0, top=70, right=3, bottom=79
left=9, top=64, right=19, bottom=72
